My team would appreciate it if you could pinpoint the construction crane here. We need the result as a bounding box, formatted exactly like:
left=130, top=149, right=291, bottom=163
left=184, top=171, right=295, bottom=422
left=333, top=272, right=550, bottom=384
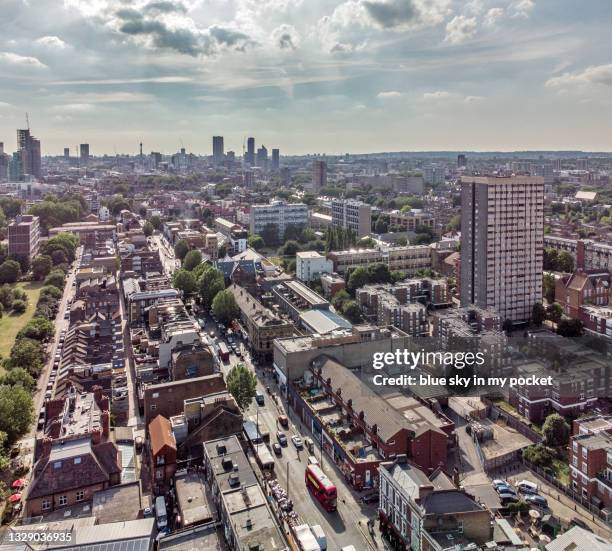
left=25, top=112, right=30, bottom=130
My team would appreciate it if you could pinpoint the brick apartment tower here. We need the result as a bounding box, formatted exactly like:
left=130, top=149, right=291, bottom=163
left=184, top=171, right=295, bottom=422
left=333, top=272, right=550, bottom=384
left=460, top=175, right=544, bottom=324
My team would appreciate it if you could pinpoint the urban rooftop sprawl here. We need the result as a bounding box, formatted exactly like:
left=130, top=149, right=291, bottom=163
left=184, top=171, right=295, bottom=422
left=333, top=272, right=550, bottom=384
left=0, top=126, right=611, bottom=551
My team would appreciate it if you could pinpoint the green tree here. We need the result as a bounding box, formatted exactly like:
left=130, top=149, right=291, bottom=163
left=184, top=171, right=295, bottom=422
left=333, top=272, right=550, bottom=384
left=182, top=249, right=202, bottom=271
left=261, top=223, right=280, bottom=247
left=502, top=319, right=514, bottom=334
left=347, top=266, right=371, bottom=293
left=18, top=317, right=55, bottom=341
left=226, top=363, right=257, bottom=409
left=0, top=259, right=20, bottom=284
left=31, top=255, right=53, bottom=280
left=142, top=221, right=154, bottom=237
left=368, top=262, right=392, bottom=284
left=546, top=303, right=563, bottom=324
left=174, top=239, right=190, bottom=261
left=0, top=384, right=34, bottom=442
left=542, top=413, right=570, bottom=447
left=543, top=273, right=556, bottom=304
left=0, top=368, right=35, bottom=390
left=557, top=319, right=583, bottom=337
left=44, top=270, right=65, bottom=290
left=198, top=266, right=225, bottom=307
left=532, top=302, right=546, bottom=326
left=11, top=299, right=26, bottom=314
left=342, top=300, right=362, bottom=323
left=9, top=338, right=44, bottom=377
left=172, top=269, right=197, bottom=295
left=150, top=215, right=162, bottom=230
left=374, top=217, right=388, bottom=234
left=248, top=235, right=265, bottom=251
left=557, top=251, right=574, bottom=273
left=331, top=289, right=351, bottom=311
left=278, top=240, right=300, bottom=257
left=0, top=197, right=23, bottom=218
left=0, top=284, right=14, bottom=309
left=212, top=289, right=239, bottom=325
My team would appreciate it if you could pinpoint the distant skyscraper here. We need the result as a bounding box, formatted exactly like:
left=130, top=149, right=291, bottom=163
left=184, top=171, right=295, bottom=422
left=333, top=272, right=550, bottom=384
left=460, top=175, right=544, bottom=323
left=243, top=170, right=254, bottom=188
left=312, top=160, right=327, bottom=193
left=256, top=145, right=268, bottom=168
left=212, top=136, right=224, bottom=165
left=64, top=147, right=70, bottom=159
left=457, top=154, right=467, bottom=168
left=0, top=143, right=8, bottom=181
left=246, top=137, right=255, bottom=166
left=271, top=148, right=280, bottom=171
left=16, top=128, right=41, bottom=179
left=80, top=143, right=90, bottom=167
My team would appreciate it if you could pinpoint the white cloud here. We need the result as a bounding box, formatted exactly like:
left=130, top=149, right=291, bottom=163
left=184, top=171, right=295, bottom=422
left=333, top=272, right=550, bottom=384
left=483, top=7, right=504, bottom=26
left=36, top=36, right=67, bottom=48
left=50, top=76, right=192, bottom=85
left=377, top=90, right=403, bottom=99
left=545, top=64, right=612, bottom=88
left=464, top=95, right=485, bottom=103
left=0, top=101, right=12, bottom=108
left=423, top=90, right=451, bottom=100
left=0, top=51, right=47, bottom=68
left=271, top=24, right=300, bottom=50
left=512, top=0, right=535, bottom=18
left=50, top=103, right=95, bottom=113
left=444, top=15, right=477, bottom=44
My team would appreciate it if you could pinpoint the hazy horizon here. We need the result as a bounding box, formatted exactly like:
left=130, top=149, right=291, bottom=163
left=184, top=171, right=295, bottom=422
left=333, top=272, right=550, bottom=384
left=2, top=0, right=612, bottom=154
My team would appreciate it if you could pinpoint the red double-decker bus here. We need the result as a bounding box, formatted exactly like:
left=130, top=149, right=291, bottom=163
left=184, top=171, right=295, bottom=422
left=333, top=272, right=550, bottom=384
left=305, top=464, right=337, bottom=512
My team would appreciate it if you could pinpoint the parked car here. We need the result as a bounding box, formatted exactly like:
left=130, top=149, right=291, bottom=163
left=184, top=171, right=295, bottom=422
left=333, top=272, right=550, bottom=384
left=525, top=494, right=548, bottom=508
left=498, top=492, right=518, bottom=504
left=272, top=443, right=282, bottom=456
left=255, top=391, right=265, bottom=406
left=492, top=479, right=509, bottom=490
left=495, top=484, right=516, bottom=496
left=517, top=480, right=538, bottom=495
left=276, top=431, right=287, bottom=446
left=278, top=415, right=289, bottom=428
left=291, top=435, right=303, bottom=449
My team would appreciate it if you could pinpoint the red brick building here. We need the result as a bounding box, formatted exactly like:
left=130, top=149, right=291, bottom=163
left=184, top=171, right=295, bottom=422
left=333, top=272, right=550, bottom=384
left=289, top=356, right=453, bottom=489
left=555, top=270, right=611, bottom=318
left=569, top=416, right=612, bottom=511
left=149, top=415, right=177, bottom=490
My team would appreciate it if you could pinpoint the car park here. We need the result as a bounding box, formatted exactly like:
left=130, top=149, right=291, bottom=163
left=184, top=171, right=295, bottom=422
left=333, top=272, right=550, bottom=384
left=276, top=431, right=287, bottom=446
left=291, top=435, right=303, bottom=449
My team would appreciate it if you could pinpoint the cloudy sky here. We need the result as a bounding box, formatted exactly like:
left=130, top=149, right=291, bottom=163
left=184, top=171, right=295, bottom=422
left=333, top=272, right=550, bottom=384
left=1, top=0, right=611, bottom=155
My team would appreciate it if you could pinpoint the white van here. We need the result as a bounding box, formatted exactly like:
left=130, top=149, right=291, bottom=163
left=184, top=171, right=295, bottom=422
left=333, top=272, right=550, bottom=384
left=517, top=480, right=538, bottom=495
left=155, top=495, right=168, bottom=530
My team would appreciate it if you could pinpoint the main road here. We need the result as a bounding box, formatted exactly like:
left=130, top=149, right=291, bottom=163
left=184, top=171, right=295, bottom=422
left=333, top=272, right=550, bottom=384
left=201, top=314, right=379, bottom=550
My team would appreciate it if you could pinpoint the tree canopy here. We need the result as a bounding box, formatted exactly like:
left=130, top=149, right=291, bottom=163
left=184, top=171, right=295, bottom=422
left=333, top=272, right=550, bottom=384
left=212, top=289, right=239, bottom=325
left=226, top=364, right=257, bottom=409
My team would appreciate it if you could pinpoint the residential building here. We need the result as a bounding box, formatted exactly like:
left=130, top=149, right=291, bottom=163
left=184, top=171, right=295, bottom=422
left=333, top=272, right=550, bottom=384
left=327, top=245, right=431, bottom=275
left=288, top=357, right=453, bottom=488
left=228, top=283, right=294, bottom=360
left=203, top=436, right=288, bottom=550
left=379, top=457, right=492, bottom=551
left=143, top=373, right=226, bottom=425
left=271, top=279, right=330, bottom=322
left=331, top=198, right=371, bottom=237
left=555, top=270, right=611, bottom=318
left=569, top=418, right=612, bottom=512
left=296, top=251, right=333, bottom=282
left=544, top=236, right=612, bottom=272
left=8, top=213, right=40, bottom=260
left=249, top=200, right=308, bottom=242
left=312, top=160, right=327, bottom=193
left=460, top=175, right=544, bottom=323
left=389, top=209, right=435, bottom=233
left=149, top=414, right=177, bottom=491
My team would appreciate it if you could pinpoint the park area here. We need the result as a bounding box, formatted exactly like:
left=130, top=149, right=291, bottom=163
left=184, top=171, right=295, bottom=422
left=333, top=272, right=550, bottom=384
left=0, top=281, right=44, bottom=367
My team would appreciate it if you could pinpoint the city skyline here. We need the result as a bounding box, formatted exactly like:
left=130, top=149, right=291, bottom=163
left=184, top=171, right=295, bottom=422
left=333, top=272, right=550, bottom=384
left=1, top=0, right=612, bottom=154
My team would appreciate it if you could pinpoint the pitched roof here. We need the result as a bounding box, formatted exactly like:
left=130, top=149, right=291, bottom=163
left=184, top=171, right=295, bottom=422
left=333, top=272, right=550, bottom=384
left=149, top=415, right=176, bottom=456
left=27, top=438, right=120, bottom=500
